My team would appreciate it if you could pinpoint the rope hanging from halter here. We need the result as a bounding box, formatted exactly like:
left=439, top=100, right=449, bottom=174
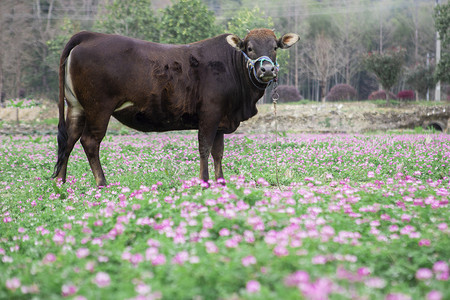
left=271, top=81, right=282, bottom=191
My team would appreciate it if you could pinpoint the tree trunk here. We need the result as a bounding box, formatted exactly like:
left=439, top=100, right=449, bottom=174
left=379, top=12, right=383, bottom=54
left=385, top=87, right=390, bottom=105
left=320, top=80, right=326, bottom=103
left=294, top=2, right=299, bottom=89
left=15, top=59, right=21, bottom=98
left=0, top=58, right=3, bottom=107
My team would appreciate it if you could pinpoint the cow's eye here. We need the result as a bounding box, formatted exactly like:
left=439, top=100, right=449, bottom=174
left=248, top=47, right=253, bottom=52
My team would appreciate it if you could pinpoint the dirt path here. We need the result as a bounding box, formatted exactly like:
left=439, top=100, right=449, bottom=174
left=1, top=101, right=449, bottom=135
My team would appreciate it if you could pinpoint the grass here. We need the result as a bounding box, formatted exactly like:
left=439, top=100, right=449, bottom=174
left=0, top=132, right=449, bottom=299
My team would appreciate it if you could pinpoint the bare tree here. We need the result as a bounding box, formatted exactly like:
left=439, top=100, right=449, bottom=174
left=301, top=34, right=343, bottom=102
left=0, top=1, right=34, bottom=99
left=336, top=0, right=366, bottom=86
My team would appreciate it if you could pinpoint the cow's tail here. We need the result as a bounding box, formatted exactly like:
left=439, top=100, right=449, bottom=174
left=52, top=32, right=86, bottom=179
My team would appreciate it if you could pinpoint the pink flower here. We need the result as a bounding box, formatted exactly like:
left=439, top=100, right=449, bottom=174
left=385, top=293, right=411, bottom=300
left=241, top=255, right=257, bottom=267
left=122, top=251, right=132, bottom=261
left=219, top=228, right=230, bottom=236
left=436, top=272, right=449, bottom=281
left=418, top=239, right=431, bottom=246
left=389, top=225, right=399, bottom=232
left=300, top=278, right=333, bottom=299
left=243, top=230, right=255, bottom=243
left=85, top=261, right=95, bottom=272
left=94, top=220, right=103, bottom=227
left=246, top=280, right=260, bottom=293
left=358, top=267, right=371, bottom=276
left=312, top=255, right=327, bottom=264
left=61, top=284, right=77, bottom=297
left=145, top=247, right=158, bottom=261
left=367, top=171, right=375, bottom=178
left=76, top=248, right=90, bottom=259
left=415, top=268, right=433, bottom=280
left=205, top=241, right=218, bottom=253
left=6, top=277, right=20, bottom=291
left=52, top=232, right=65, bottom=245
left=225, top=238, right=239, bottom=248
left=151, top=254, right=166, bottom=266
left=43, top=253, right=56, bottom=264
left=273, top=245, right=288, bottom=257
left=284, top=271, right=309, bottom=287
left=147, top=239, right=161, bottom=248
left=427, top=291, right=442, bottom=300
left=433, top=261, right=449, bottom=274
left=437, top=223, right=447, bottom=231
left=135, top=283, right=151, bottom=295
left=172, top=251, right=189, bottom=265
left=401, top=214, right=412, bottom=222
left=321, top=225, right=335, bottom=237
left=130, top=253, right=143, bottom=266
left=93, top=272, right=111, bottom=288
left=202, top=217, right=213, bottom=229
left=365, top=277, right=386, bottom=288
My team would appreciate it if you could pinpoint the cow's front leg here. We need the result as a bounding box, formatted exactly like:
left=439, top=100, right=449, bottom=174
left=211, top=131, right=224, bottom=181
left=198, top=123, right=219, bottom=183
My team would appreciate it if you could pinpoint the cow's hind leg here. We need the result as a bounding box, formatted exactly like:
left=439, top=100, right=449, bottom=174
left=53, top=107, right=85, bottom=183
left=211, top=131, right=224, bottom=181
left=80, top=113, right=111, bottom=187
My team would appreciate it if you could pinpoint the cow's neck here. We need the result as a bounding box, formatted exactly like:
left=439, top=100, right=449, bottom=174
left=229, top=52, right=266, bottom=122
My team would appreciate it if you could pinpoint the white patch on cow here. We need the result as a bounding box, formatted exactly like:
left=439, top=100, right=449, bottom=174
left=64, top=52, right=83, bottom=115
left=114, top=101, right=134, bottom=112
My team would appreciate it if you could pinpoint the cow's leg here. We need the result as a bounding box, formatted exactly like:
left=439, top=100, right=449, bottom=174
left=80, top=113, right=111, bottom=187
left=198, top=121, right=219, bottom=183
left=54, top=106, right=85, bottom=183
left=211, top=131, right=224, bottom=181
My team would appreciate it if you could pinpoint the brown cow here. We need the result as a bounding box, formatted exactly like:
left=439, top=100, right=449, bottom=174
left=52, top=29, right=299, bottom=186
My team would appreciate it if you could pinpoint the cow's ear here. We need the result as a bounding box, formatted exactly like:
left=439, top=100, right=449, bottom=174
left=226, top=34, right=244, bottom=50
left=278, top=33, right=300, bottom=49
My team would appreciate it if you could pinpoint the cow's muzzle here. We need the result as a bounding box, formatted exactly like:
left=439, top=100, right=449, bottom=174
left=252, top=56, right=279, bottom=83
left=242, top=52, right=279, bottom=86
left=257, top=60, right=278, bottom=82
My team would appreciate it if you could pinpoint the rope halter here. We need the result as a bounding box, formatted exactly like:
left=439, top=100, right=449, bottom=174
left=241, top=51, right=279, bottom=88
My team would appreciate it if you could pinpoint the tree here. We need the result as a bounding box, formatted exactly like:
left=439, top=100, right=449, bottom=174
left=435, top=2, right=450, bottom=84
left=406, top=64, right=436, bottom=100
left=159, top=0, right=220, bottom=44
left=226, top=7, right=274, bottom=39
left=301, top=34, right=343, bottom=102
left=95, top=0, right=160, bottom=42
left=363, top=47, right=405, bottom=104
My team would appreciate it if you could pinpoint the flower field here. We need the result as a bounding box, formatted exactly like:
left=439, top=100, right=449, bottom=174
left=0, top=132, right=449, bottom=300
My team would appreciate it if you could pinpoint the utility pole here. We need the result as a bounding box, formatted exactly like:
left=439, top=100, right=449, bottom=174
left=435, top=0, right=441, bottom=101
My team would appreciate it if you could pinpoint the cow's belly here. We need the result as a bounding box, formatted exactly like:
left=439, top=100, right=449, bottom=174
left=112, top=108, right=199, bottom=132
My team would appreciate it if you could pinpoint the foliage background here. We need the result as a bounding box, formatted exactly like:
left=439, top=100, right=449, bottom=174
left=0, top=0, right=448, bottom=102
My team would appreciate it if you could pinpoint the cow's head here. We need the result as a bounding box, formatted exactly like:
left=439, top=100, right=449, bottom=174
left=226, top=29, right=300, bottom=83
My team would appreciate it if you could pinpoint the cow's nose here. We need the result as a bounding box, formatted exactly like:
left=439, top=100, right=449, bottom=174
left=259, top=62, right=277, bottom=81
left=260, top=66, right=275, bottom=73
